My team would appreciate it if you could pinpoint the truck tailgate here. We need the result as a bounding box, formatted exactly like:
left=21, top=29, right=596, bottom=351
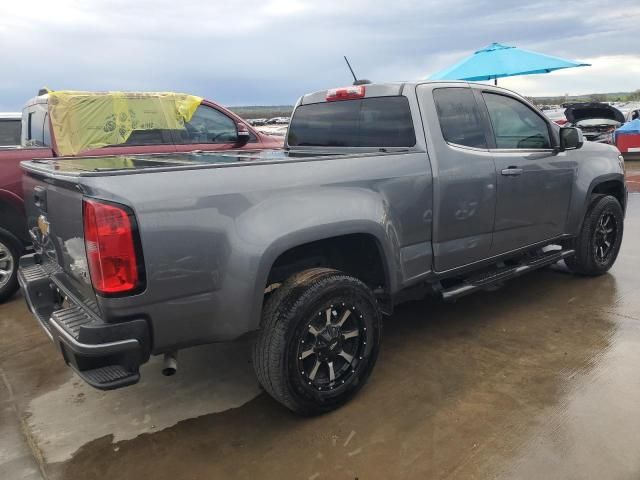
left=22, top=169, right=99, bottom=311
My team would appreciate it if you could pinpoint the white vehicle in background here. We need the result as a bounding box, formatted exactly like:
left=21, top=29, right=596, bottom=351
left=254, top=124, right=288, bottom=136
left=267, top=116, right=290, bottom=125
left=542, top=107, right=567, bottom=125
left=0, top=113, right=21, bottom=146
left=625, top=106, right=640, bottom=122
left=607, top=102, right=640, bottom=123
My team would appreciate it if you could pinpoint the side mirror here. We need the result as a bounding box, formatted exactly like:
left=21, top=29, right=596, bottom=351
left=559, top=127, right=584, bottom=151
left=235, top=124, right=251, bottom=147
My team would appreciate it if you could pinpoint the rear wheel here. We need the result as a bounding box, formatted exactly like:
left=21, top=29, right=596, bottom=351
left=565, top=195, right=623, bottom=276
left=0, top=232, right=21, bottom=303
left=253, top=268, right=381, bottom=415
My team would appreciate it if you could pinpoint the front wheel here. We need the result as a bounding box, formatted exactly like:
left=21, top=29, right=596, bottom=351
left=0, top=232, right=21, bottom=303
left=565, top=195, right=624, bottom=276
left=253, top=268, right=381, bottom=415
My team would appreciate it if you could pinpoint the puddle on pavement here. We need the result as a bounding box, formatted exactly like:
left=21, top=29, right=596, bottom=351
left=494, top=314, right=640, bottom=479
left=26, top=340, right=261, bottom=464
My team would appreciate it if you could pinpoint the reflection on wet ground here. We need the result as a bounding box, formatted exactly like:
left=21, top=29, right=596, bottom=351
left=625, top=160, right=640, bottom=192
left=1, top=197, right=640, bottom=480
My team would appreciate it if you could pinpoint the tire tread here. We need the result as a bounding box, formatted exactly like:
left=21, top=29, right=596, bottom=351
left=252, top=268, right=380, bottom=415
left=565, top=194, right=623, bottom=276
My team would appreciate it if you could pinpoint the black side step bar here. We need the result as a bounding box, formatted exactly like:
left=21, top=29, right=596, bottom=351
left=441, top=249, right=575, bottom=302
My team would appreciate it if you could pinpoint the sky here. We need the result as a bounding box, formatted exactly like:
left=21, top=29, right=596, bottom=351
left=1, top=0, right=639, bottom=110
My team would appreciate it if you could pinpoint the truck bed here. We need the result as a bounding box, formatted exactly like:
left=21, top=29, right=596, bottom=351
left=20, top=145, right=430, bottom=349
left=21, top=149, right=401, bottom=177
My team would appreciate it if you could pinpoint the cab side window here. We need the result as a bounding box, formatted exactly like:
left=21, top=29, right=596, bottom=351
left=177, top=105, right=238, bottom=144
left=433, top=88, right=487, bottom=148
left=0, top=120, right=21, bottom=146
left=482, top=93, right=551, bottom=149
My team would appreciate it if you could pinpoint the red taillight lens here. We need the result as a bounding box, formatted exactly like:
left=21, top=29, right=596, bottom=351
left=326, top=86, right=366, bottom=102
left=83, top=198, right=141, bottom=295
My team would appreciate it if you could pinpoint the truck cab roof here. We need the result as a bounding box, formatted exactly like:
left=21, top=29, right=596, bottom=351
left=297, top=80, right=495, bottom=105
left=0, top=112, right=21, bottom=119
left=302, top=79, right=539, bottom=100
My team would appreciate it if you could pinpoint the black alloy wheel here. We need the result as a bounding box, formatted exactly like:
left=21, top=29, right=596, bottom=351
left=297, top=302, right=367, bottom=392
left=593, top=212, right=618, bottom=265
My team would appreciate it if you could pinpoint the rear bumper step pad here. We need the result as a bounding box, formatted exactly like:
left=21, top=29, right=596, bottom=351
left=18, top=254, right=145, bottom=390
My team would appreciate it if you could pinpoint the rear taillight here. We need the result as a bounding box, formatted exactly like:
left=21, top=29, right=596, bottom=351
left=83, top=198, right=143, bottom=295
left=326, top=86, right=366, bottom=102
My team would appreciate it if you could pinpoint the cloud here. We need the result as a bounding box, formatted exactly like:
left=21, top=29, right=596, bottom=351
left=502, top=54, right=640, bottom=97
left=0, top=0, right=637, bottom=109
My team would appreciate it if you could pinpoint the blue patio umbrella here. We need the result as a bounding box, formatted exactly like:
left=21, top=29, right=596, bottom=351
left=429, top=43, right=590, bottom=85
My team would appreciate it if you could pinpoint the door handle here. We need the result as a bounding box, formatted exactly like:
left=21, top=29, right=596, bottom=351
left=501, top=167, right=523, bottom=176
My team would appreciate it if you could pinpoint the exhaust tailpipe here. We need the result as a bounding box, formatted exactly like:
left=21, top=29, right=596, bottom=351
left=162, top=352, right=177, bottom=376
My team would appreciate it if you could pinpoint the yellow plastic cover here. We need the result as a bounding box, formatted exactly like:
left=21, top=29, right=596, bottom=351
left=47, top=91, right=202, bottom=156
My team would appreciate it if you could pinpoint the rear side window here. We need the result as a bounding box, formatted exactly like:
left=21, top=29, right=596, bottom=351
left=0, top=120, right=21, bottom=146
left=433, top=88, right=487, bottom=148
left=288, top=96, right=416, bottom=147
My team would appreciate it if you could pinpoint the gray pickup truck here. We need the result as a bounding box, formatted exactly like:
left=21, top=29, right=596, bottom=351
left=18, top=81, right=626, bottom=414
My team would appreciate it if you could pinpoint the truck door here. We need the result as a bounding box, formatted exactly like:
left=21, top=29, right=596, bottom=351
left=478, top=90, right=574, bottom=254
left=417, top=85, right=497, bottom=272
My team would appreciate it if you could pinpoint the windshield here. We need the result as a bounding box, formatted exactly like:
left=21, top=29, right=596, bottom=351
left=0, top=119, right=21, bottom=146
left=288, top=96, right=416, bottom=147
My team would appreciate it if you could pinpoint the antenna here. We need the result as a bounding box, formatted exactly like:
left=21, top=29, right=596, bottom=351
left=344, top=56, right=358, bottom=83
left=343, top=56, right=371, bottom=86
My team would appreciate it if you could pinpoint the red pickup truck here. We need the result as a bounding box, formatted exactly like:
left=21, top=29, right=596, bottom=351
left=0, top=91, right=282, bottom=302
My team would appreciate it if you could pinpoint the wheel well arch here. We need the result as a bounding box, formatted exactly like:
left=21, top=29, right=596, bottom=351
left=265, top=233, right=390, bottom=295
left=0, top=197, right=28, bottom=245
left=591, top=179, right=626, bottom=209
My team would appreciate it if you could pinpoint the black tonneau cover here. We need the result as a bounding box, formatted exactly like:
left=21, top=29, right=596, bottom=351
left=27, top=150, right=313, bottom=172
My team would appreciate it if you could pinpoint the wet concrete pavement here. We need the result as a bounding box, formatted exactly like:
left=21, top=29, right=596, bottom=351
left=2, top=196, right=640, bottom=480
left=624, top=162, right=640, bottom=193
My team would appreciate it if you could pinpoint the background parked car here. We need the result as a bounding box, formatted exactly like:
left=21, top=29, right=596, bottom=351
left=266, top=116, right=290, bottom=125
left=255, top=124, right=289, bottom=136
left=615, top=117, right=640, bottom=161
left=563, top=102, right=624, bottom=144
left=541, top=107, right=567, bottom=125
left=0, top=90, right=283, bottom=303
left=626, top=108, right=640, bottom=122
left=0, top=112, right=21, bottom=146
